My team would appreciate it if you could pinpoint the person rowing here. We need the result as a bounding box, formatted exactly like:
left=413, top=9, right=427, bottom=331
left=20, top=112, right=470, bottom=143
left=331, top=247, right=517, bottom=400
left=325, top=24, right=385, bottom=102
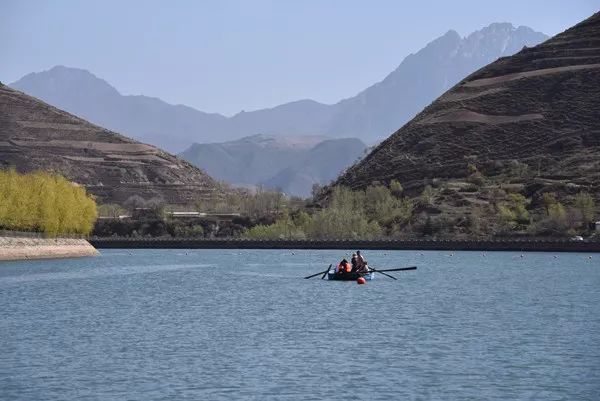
left=351, top=253, right=358, bottom=272
left=355, top=250, right=370, bottom=274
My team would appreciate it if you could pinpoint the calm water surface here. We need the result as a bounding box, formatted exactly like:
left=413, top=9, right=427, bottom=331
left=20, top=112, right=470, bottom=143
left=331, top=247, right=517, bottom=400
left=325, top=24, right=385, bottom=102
left=1, top=250, right=599, bottom=400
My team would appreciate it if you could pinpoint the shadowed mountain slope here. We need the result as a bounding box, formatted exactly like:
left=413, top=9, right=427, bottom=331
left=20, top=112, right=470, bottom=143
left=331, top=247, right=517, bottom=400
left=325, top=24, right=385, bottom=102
left=0, top=83, right=223, bottom=204
left=179, top=134, right=367, bottom=197
left=334, top=13, right=600, bottom=200
left=260, top=138, right=367, bottom=197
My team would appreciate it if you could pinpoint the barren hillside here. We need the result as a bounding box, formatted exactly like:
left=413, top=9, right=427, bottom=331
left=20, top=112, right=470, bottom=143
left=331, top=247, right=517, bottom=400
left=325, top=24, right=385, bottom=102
left=328, top=13, right=600, bottom=235
left=336, top=13, right=600, bottom=196
left=0, top=83, right=223, bottom=204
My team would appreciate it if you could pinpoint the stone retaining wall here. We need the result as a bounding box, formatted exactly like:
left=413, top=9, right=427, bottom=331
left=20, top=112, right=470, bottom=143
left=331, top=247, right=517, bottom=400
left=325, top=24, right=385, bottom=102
left=90, top=238, right=600, bottom=252
left=0, top=236, right=99, bottom=261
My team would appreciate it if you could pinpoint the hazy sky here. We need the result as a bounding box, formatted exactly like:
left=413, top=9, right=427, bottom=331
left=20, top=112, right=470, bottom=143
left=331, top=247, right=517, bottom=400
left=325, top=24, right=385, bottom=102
left=2, top=0, right=597, bottom=115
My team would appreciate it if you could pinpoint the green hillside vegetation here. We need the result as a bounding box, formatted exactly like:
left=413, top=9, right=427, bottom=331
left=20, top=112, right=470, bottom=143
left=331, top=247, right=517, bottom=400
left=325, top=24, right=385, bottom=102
left=0, top=169, right=98, bottom=236
left=93, top=187, right=306, bottom=238
left=244, top=173, right=598, bottom=240
left=244, top=181, right=413, bottom=240
left=93, top=170, right=597, bottom=240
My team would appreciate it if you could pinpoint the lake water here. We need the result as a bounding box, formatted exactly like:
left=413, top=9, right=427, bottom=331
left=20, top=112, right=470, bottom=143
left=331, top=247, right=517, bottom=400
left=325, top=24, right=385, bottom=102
left=1, top=249, right=599, bottom=400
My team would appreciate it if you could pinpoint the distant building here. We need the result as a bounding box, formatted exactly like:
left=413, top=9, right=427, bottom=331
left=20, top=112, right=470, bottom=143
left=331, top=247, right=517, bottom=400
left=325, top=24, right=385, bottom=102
left=168, top=211, right=205, bottom=218
left=97, top=215, right=131, bottom=220
left=595, top=221, right=600, bottom=232
left=131, top=208, right=157, bottom=219
left=121, top=209, right=243, bottom=221
left=166, top=211, right=241, bottom=221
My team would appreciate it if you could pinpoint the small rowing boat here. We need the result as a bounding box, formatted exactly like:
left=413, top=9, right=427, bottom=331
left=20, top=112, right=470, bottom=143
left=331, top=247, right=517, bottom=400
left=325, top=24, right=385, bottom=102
left=304, top=264, right=416, bottom=280
left=327, top=271, right=375, bottom=281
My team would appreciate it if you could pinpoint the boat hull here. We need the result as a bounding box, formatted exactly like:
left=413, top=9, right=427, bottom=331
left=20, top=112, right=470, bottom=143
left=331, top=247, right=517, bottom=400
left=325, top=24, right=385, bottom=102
left=327, top=272, right=374, bottom=281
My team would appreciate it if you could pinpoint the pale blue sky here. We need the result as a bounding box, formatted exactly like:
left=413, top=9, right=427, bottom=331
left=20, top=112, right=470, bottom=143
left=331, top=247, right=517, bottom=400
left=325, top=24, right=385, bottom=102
left=2, top=0, right=597, bottom=115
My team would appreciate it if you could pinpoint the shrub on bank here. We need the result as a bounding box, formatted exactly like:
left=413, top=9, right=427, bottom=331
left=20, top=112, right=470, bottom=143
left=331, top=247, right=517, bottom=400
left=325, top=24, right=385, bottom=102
left=0, top=169, right=97, bottom=236
left=243, top=185, right=410, bottom=240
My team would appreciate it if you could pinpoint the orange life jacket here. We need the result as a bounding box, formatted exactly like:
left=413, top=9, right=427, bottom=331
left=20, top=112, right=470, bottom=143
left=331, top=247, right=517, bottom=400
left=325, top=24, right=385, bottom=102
left=338, top=262, right=351, bottom=273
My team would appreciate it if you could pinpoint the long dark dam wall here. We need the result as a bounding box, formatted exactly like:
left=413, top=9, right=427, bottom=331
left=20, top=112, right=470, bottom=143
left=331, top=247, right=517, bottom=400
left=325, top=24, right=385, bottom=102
left=90, top=238, right=600, bottom=252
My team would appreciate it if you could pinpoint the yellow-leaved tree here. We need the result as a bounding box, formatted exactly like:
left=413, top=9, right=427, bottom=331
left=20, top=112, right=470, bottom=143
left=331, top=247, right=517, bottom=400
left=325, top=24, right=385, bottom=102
left=0, top=169, right=97, bottom=236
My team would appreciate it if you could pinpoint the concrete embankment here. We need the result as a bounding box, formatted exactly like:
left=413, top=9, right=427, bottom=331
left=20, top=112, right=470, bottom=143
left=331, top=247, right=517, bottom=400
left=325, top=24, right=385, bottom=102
left=90, top=238, right=600, bottom=252
left=0, top=236, right=99, bottom=261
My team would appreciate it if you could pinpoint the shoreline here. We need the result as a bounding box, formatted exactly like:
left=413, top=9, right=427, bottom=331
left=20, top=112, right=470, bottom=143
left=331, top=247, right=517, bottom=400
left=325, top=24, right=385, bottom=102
left=0, top=236, right=99, bottom=261
left=90, top=238, right=600, bottom=252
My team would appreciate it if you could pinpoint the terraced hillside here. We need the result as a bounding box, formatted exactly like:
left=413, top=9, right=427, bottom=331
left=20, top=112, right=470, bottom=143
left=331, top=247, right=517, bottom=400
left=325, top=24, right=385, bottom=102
left=0, top=84, right=223, bottom=204
left=335, top=13, right=600, bottom=204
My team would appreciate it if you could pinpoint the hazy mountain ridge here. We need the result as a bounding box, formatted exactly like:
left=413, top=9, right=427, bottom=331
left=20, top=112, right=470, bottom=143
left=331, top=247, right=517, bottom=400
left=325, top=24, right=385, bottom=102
left=326, top=23, right=549, bottom=142
left=10, top=66, right=228, bottom=152
left=260, top=138, right=367, bottom=197
left=10, top=23, right=548, bottom=151
left=179, top=135, right=367, bottom=197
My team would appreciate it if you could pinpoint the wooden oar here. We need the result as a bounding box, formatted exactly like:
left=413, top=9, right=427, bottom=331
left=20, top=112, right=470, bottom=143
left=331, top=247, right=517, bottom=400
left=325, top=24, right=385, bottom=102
left=369, top=268, right=397, bottom=280
left=373, top=266, right=417, bottom=272
left=321, top=264, right=332, bottom=280
left=304, top=264, right=332, bottom=279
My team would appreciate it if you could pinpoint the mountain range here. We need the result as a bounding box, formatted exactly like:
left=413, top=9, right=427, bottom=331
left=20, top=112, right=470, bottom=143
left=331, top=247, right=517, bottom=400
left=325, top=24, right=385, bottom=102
left=10, top=23, right=547, bottom=153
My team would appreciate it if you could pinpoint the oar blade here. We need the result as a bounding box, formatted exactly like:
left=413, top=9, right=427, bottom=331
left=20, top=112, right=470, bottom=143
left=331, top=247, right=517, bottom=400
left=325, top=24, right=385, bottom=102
left=321, top=264, right=332, bottom=280
left=304, top=270, right=326, bottom=279
left=373, top=270, right=397, bottom=280
left=304, top=264, right=333, bottom=279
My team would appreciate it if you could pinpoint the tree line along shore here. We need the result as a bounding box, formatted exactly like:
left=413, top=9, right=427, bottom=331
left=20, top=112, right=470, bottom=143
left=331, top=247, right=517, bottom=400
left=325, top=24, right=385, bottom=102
left=1, top=169, right=598, bottom=241
left=95, top=172, right=599, bottom=241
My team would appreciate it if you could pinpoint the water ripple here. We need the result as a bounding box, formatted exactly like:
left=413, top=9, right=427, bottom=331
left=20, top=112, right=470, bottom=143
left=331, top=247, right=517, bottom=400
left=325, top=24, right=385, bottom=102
left=0, top=249, right=599, bottom=400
